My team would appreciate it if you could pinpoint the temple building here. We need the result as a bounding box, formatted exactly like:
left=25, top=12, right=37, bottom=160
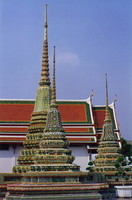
left=0, top=5, right=121, bottom=174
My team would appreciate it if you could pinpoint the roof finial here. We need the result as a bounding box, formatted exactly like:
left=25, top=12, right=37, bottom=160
left=39, top=4, right=50, bottom=86
left=44, top=4, right=48, bottom=41
left=104, top=74, right=111, bottom=123
left=114, top=94, right=117, bottom=103
left=51, top=46, right=57, bottom=107
left=90, top=89, right=94, bottom=101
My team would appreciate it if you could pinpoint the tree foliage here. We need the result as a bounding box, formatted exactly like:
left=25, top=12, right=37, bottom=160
left=120, top=138, right=132, bottom=159
left=86, top=161, right=94, bottom=172
left=114, top=155, right=130, bottom=184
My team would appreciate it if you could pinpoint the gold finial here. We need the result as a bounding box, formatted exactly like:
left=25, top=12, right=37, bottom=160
left=114, top=94, right=117, bottom=103
left=51, top=46, right=57, bottom=107
left=104, top=74, right=111, bottom=123
left=44, top=4, right=48, bottom=41
left=90, top=89, right=94, bottom=101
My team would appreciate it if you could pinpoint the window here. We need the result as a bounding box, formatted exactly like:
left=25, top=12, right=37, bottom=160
left=0, top=144, right=9, bottom=150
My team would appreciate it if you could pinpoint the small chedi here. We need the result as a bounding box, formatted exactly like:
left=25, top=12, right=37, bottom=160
left=93, top=75, right=121, bottom=174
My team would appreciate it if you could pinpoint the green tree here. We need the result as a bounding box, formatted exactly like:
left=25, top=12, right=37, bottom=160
left=86, top=161, right=94, bottom=172
left=120, top=138, right=132, bottom=164
left=114, top=156, right=130, bottom=185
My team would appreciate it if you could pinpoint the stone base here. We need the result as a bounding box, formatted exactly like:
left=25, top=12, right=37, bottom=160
left=6, top=183, right=110, bottom=200
left=0, top=184, right=7, bottom=200
left=114, top=185, right=132, bottom=198
left=22, top=171, right=82, bottom=184
left=2, top=171, right=106, bottom=185
left=6, top=194, right=103, bottom=200
left=1, top=173, right=115, bottom=199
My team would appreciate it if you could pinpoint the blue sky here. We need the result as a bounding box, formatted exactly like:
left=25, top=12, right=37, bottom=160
left=0, top=0, right=132, bottom=140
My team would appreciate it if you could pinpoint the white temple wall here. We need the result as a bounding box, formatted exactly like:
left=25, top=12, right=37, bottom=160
left=0, top=145, right=14, bottom=173
left=15, top=145, right=24, bottom=165
left=0, top=144, right=96, bottom=173
left=0, top=144, right=24, bottom=173
left=69, top=146, right=88, bottom=172
left=91, top=153, right=97, bottom=161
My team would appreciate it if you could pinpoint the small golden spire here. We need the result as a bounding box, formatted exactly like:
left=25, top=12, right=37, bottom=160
left=104, top=74, right=111, bottom=123
left=51, top=46, right=57, bottom=107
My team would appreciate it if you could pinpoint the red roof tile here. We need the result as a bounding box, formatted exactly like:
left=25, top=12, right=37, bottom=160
left=0, top=137, right=25, bottom=141
left=0, top=102, right=90, bottom=123
left=92, top=107, right=116, bottom=129
left=93, top=109, right=105, bottom=128
left=0, top=100, right=119, bottom=144
left=0, top=127, right=28, bottom=132
left=58, top=104, right=87, bottom=122
left=0, top=104, right=34, bottom=122
left=65, top=128, right=91, bottom=133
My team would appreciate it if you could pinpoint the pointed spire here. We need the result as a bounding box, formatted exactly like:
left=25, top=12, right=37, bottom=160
left=39, top=4, right=50, bottom=86
left=51, top=46, right=57, bottom=108
left=44, top=46, right=65, bottom=132
left=104, top=74, right=111, bottom=123
left=44, top=4, right=48, bottom=41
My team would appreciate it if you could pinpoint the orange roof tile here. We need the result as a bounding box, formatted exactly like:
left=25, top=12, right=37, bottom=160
left=58, top=104, right=87, bottom=122
left=0, top=101, right=91, bottom=124
left=65, top=128, right=91, bottom=133
left=93, top=109, right=105, bottom=128
left=0, top=104, right=34, bottom=122
left=92, top=107, right=116, bottom=129
left=0, top=127, right=28, bottom=132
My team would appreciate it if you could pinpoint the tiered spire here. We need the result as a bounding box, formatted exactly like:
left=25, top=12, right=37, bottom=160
left=34, top=4, right=51, bottom=112
left=93, top=75, right=120, bottom=173
left=13, top=5, right=52, bottom=173
left=44, top=46, right=64, bottom=133
left=39, top=4, right=50, bottom=86
left=104, top=74, right=111, bottom=123
left=51, top=46, right=57, bottom=107
left=101, top=74, right=116, bottom=141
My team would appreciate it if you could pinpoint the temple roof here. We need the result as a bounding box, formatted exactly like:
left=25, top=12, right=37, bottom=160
left=0, top=100, right=92, bottom=124
left=0, top=99, right=120, bottom=146
left=92, top=106, right=116, bottom=130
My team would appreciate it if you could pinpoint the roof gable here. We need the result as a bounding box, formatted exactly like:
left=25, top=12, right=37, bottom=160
left=92, top=106, right=116, bottom=129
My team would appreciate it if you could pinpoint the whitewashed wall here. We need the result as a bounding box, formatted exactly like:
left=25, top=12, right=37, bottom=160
left=69, top=146, right=89, bottom=172
left=0, top=145, right=95, bottom=173
left=0, top=145, right=24, bottom=173
left=0, top=146, right=13, bottom=173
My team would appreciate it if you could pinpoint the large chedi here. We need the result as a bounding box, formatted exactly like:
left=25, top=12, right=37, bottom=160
left=23, top=46, right=81, bottom=183
left=94, top=75, right=120, bottom=174
left=6, top=43, right=108, bottom=200
left=13, top=5, right=51, bottom=173
left=12, top=5, right=81, bottom=181
left=4, top=6, right=110, bottom=200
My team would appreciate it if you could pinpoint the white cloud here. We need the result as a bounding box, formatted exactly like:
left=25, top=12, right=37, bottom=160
left=57, top=52, right=80, bottom=67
